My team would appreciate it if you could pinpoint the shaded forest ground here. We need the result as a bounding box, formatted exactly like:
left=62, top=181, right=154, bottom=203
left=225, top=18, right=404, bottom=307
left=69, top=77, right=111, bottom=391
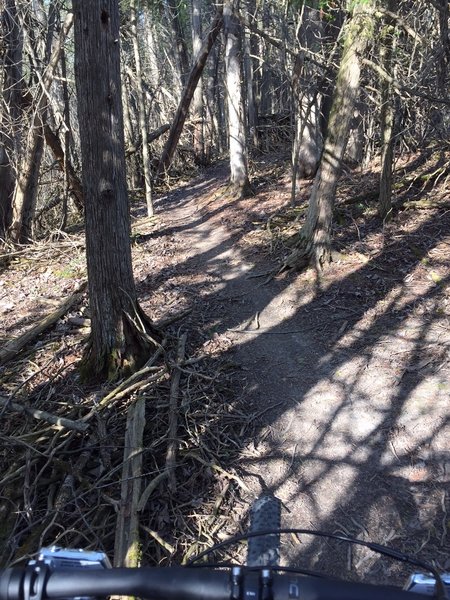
left=0, top=151, right=449, bottom=582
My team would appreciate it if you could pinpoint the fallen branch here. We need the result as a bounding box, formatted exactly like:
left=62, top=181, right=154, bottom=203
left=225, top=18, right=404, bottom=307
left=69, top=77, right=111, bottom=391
left=125, top=125, right=170, bottom=157
left=81, top=344, right=168, bottom=421
left=0, top=281, right=87, bottom=366
left=114, top=397, right=146, bottom=568
left=185, top=452, right=250, bottom=493
left=141, top=525, right=175, bottom=555
left=149, top=124, right=170, bottom=143
left=165, top=332, right=187, bottom=492
left=0, top=395, right=88, bottom=432
left=138, top=471, right=169, bottom=511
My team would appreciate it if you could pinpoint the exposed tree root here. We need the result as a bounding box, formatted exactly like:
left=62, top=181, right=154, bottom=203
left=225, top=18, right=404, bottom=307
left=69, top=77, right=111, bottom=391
left=223, top=180, right=254, bottom=200
left=79, top=303, right=162, bottom=383
left=281, top=228, right=332, bottom=272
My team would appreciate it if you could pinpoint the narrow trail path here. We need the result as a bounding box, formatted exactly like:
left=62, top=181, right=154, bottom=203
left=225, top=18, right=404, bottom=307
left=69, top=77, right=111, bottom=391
left=145, top=165, right=449, bottom=582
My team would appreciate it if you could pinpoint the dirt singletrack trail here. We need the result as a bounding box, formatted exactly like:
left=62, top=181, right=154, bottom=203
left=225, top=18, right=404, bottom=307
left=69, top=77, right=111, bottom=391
left=0, top=158, right=448, bottom=574
left=138, top=161, right=449, bottom=582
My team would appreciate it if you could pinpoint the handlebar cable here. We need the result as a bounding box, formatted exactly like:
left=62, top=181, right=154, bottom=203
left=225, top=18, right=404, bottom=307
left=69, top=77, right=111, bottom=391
left=186, top=527, right=448, bottom=600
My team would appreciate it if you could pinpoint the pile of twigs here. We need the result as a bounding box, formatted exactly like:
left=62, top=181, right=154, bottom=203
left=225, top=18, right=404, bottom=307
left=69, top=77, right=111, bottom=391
left=0, top=326, right=251, bottom=567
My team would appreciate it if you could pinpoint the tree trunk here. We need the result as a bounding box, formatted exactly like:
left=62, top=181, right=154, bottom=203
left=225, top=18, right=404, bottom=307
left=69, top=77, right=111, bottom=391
left=378, top=5, right=396, bottom=220
left=0, top=0, right=23, bottom=236
left=9, top=9, right=72, bottom=243
left=157, top=8, right=223, bottom=179
left=121, top=72, right=139, bottom=190
left=204, top=42, right=221, bottom=160
left=291, top=3, right=323, bottom=194
left=259, top=3, right=271, bottom=115
left=224, top=0, right=252, bottom=197
left=243, top=0, right=258, bottom=148
left=164, top=0, right=190, bottom=87
left=319, top=7, right=344, bottom=142
left=345, top=105, right=365, bottom=165
left=0, top=146, right=14, bottom=235
left=285, top=0, right=375, bottom=271
left=59, top=39, right=72, bottom=230
left=73, top=0, right=159, bottom=382
left=44, top=125, right=84, bottom=213
left=130, top=0, right=154, bottom=216
left=436, top=0, right=449, bottom=98
left=191, top=0, right=205, bottom=164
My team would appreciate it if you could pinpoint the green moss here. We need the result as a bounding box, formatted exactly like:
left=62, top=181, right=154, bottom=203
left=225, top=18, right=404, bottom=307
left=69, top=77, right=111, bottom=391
left=126, top=539, right=142, bottom=568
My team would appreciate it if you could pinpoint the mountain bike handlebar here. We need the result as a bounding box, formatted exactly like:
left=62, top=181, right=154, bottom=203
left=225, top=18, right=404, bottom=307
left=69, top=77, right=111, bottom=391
left=0, top=565, right=428, bottom=600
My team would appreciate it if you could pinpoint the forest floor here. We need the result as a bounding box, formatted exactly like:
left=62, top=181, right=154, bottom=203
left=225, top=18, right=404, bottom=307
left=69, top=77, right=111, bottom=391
left=0, top=151, right=449, bottom=582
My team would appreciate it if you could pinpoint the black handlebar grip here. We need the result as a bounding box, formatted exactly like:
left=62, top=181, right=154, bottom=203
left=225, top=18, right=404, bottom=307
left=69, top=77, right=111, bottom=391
left=0, top=569, right=23, bottom=600
left=0, top=567, right=231, bottom=600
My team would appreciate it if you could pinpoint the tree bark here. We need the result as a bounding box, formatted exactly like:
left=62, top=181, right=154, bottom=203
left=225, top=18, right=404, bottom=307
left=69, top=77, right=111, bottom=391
left=0, top=0, right=23, bottom=236
left=121, top=71, right=139, bottom=190
left=204, top=42, right=221, bottom=160
left=259, top=3, right=271, bottom=115
left=164, top=0, right=190, bottom=87
left=436, top=0, right=449, bottom=98
left=191, top=0, right=205, bottom=164
left=378, top=4, right=396, bottom=220
left=130, top=0, right=154, bottom=216
left=9, top=8, right=72, bottom=243
left=285, top=0, right=376, bottom=271
left=43, top=124, right=84, bottom=213
left=243, top=0, right=258, bottom=148
left=59, top=38, right=72, bottom=230
left=73, top=0, right=159, bottom=382
left=157, top=8, right=223, bottom=179
left=224, top=0, right=252, bottom=197
left=291, top=3, right=323, bottom=193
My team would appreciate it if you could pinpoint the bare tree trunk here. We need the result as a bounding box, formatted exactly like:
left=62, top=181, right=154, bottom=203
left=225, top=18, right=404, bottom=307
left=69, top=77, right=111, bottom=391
left=164, top=0, right=190, bottom=87
left=121, top=71, right=139, bottom=190
left=9, top=9, right=72, bottom=243
left=224, top=0, right=252, bottom=197
left=145, top=14, right=160, bottom=93
left=191, top=0, right=205, bottom=164
left=378, top=5, right=396, bottom=220
left=243, top=0, right=258, bottom=148
left=436, top=0, right=449, bottom=98
left=144, top=14, right=170, bottom=127
left=292, top=3, right=323, bottom=193
left=157, top=8, right=223, bottom=179
left=214, top=41, right=227, bottom=154
left=0, top=145, right=14, bottom=236
left=346, top=105, right=365, bottom=165
left=59, top=40, right=72, bottom=230
left=259, top=3, right=271, bottom=115
left=43, top=125, right=84, bottom=213
left=285, top=0, right=375, bottom=271
left=319, top=7, right=344, bottom=141
left=0, top=0, right=23, bottom=236
left=204, top=41, right=222, bottom=160
left=130, top=0, right=154, bottom=216
left=73, top=0, right=159, bottom=382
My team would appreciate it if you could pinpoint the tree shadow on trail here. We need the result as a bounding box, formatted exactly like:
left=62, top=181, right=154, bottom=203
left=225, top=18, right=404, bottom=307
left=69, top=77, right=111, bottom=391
left=138, top=178, right=450, bottom=582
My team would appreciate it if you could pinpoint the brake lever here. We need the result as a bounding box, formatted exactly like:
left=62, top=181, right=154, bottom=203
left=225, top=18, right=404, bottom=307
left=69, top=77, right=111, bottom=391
left=27, top=547, right=111, bottom=600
